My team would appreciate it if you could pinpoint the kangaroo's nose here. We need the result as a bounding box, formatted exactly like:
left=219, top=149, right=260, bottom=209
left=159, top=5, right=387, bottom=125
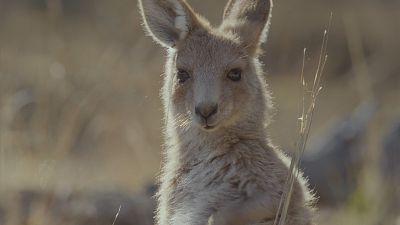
left=195, top=103, right=218, bottom=120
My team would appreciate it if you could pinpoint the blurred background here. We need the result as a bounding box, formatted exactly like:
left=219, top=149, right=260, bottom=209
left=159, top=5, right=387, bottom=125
left=0, top=0, right=399, bottom=224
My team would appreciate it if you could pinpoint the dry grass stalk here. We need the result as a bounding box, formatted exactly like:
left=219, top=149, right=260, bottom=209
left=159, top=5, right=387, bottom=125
left=111, top=205, right=122, bottom=225
left=272, top=13, right=333, bottom=225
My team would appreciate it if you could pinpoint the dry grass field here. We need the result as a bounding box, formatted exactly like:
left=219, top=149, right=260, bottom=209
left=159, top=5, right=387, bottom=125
left=0, top=0, right=399, bottom=224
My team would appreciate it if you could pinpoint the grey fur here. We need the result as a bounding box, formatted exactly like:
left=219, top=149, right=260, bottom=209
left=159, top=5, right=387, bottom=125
left=138, top=0, right=315, bottom=224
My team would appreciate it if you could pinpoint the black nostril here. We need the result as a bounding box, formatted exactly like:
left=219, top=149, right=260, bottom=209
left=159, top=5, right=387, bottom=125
left=195, top=106, right=201, bottom=117
left=209, top=104, right=218, bottom=117
left=195, top=103, right=218, bottom=120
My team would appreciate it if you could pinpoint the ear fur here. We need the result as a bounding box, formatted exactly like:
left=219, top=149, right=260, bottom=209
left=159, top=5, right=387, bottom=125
left=138, top=0, right=200, bottom=48
left=221, top=0, right=273, bottom=54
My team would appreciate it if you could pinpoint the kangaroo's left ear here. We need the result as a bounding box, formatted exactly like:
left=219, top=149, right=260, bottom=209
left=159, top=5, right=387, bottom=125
left=221, top=0, right=273, bottom=55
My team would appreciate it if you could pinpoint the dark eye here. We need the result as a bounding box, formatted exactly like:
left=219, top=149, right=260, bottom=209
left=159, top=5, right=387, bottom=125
left=227, top=68, right=242, bottom=81
left=177, top=69, right=190, bottom=83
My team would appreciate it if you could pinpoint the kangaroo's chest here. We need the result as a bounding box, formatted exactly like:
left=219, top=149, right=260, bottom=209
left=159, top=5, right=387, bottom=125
left=171, top=149, right=246, bottom=195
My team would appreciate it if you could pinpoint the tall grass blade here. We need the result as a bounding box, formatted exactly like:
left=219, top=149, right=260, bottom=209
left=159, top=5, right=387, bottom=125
left=273, top=13, right=333, bottom=225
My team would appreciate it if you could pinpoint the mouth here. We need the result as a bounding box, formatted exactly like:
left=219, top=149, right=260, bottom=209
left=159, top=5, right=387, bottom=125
left=202, top=121, right=219, bottom=131
left=194, top=116, right=219, bottom=131
left=204, top=124, right=215, bottom=130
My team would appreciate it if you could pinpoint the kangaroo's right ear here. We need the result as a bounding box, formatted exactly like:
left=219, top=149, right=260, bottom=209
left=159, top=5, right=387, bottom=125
left=138, top=0, right=199, bottom=48
left=221, top=0, right=273, bottom=54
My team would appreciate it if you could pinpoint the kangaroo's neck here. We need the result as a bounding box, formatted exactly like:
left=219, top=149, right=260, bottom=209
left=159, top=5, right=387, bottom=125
left=165, top=113, right=269, bottom=162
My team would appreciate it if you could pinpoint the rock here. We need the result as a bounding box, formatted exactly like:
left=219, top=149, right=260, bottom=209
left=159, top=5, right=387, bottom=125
left=301, top=100, right=377, bottom=206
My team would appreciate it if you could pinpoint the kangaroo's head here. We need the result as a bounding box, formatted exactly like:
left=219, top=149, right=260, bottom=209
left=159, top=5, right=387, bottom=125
left=139, top=0, right=273, bottom=132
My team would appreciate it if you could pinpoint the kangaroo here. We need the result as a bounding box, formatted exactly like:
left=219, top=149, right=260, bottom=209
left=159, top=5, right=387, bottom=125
left=138, top=0, right=315, bottom=224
